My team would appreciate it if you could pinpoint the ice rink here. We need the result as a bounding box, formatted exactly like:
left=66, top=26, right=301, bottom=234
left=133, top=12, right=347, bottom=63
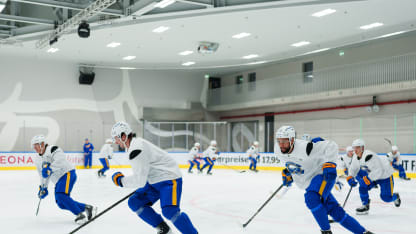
left=1, top=168, right=415, bottom=234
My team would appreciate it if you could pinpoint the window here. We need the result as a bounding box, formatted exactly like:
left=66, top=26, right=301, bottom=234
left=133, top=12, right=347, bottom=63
left=248, top=72, right=256, bottom=91
left=235, top=75, right=244, bottom=85
left=303, top=61, right=313, bottom=83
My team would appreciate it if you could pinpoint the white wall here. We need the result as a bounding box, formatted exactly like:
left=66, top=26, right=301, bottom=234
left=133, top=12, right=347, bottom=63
left=0, top=55, right=205, bottom=151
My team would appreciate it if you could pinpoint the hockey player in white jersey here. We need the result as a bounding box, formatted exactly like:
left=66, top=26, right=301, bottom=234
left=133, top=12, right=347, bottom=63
left=110, top=122, right=198, bottom=234
left=246, top=141, right=260, bottom=172
left=339, top=146, right=354, bottom=176
left=31, top=135, right=96, bottom=224
left=188, top=142, right=201, bottom=173
left=200, top=140, right=218, bottom=175
left=97, top=138, right=114, bottom=177
left=386, top=145, right=410, bottom=180
left=347, top=139, right=401, bottom=215
left=275, top=126, right=372, bottom=234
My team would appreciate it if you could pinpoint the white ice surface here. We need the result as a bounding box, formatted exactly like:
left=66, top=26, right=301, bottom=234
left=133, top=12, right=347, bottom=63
left=0, top=168, right=415, bottom=234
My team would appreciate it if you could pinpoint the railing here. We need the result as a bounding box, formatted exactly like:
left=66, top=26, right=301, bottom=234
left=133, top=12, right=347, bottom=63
left=208, top=53, right=416, bottom=108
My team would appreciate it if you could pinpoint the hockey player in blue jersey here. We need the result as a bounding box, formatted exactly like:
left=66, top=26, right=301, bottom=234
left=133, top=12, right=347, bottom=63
left=188, top=142, right=201, bottom=173
left=386, top=145, right=410, bottom=180
left=347, top=139, right=401, bottom=215
left=83, top=138, right=94, bottom=169
left=98, top=138, right=114, bottom=177
left=31, top=135, right=97, bottom=224
left=246, top=141, right=260, bottom=172
left=110, top=122, right=198, bottom=234
left=275, top=126, right=372, bottom=234
left=200, top=140, right=218, bottom=175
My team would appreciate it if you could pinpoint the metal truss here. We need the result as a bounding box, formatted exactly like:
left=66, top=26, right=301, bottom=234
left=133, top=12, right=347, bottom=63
left=35, top=0, right=116, bottom=49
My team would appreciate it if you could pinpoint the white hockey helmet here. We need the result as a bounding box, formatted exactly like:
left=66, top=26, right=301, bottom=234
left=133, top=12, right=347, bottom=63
left=302, top=133, right=311, bottom=141
left=194, top=142, right=201, bottom=147
left=346, top=146, right=353, bottom=152
left=276, top=126, right=296, bottom=141
left=253, top=141, right=259, bottom=146
left=31, top=135, right=46, bottom=149
left=352, top=139, right=365, bottom=147
left=111, top=121, right=132, bottom=142
left=106, top=138, right=113, bottom=144
left=392, top=145, right=398, bottom=152
left=210, top=140, right=217, bottom=146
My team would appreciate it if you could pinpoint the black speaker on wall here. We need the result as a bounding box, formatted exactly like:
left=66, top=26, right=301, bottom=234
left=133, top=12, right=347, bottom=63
left=79, top=71, right=95, bottom=85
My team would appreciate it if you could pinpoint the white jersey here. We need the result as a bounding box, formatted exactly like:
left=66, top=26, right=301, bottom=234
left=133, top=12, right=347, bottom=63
left=34, top=145, right=75, bottom=187
left=246, top=146, right=259, bottom=157
left=386, top=151, right=402, bottom=165
left=120, top=137, right=182, bottom=188
left=99, top=143, right=113, bottom=159
left=188, top=147, right=199, bottom=160
left=349, top=149, right=394, bottom=181
left=203, top=146, right=217, bottom=158
left=339, top=154, right=353, bottom=172
left=275, top=139, right=338, bottom=190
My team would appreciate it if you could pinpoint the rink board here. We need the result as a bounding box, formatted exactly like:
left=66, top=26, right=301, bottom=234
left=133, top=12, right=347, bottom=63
left=0, top=151, right=415, bottom=178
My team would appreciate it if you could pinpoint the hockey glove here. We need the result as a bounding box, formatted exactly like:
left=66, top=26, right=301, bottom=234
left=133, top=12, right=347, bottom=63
left=108, top=155, right=112, bottom=160
left=322, top=162, right=337, bottom=182
left=357, top=170, right=375, bottom=189
left=346, top=176, right=357, bottom=187
left=112, top=172, right=124, bottom=187
left=343, top=168, right=349, bottom=176
left=42, top=162, right=52, bottom=178
left=38, top=186, right=48, bottom=199
left=282, top=168, right=293, bottom=187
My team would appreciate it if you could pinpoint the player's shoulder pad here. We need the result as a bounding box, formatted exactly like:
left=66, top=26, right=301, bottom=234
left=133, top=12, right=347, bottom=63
left=365, top=154, right=373, bottom=162
left=129, top=150, right=142, bottom=160
left=306, top=142, right=313, bottom=156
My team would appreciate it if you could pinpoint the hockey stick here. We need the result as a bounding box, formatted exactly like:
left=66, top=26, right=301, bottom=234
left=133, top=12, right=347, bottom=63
left=219, top=163, right=246, bottom=173
left=384, top=138, right=392, bottom=146
left=69, top=190, right=136, bottom=234
left=242, top=184, right=284, bottom=228
left=35, top=198, right=42, bottom=216
left=329, top=186, right=353, bottom=223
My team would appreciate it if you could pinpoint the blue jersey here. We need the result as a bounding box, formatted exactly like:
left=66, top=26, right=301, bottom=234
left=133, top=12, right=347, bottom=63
left=83, top=143, right=94, bottom=155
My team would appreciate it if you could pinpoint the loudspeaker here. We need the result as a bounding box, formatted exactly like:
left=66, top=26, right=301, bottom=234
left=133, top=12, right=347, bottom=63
left=79, top=71, right=95, bottom=85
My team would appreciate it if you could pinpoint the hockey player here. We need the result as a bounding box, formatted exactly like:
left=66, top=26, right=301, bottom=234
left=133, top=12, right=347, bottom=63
left=188, top=142, right=201, bottom=173
left=347, top=139, right=401, bottom=215
left=110, top=122, right=198, bottom=234
left=31, top=135, right=96, bottom=224
left=200, top=140, right=218, bottom=175
left=302, top=134, right=311, bottom=141
left=386, top=145, right=410, bottom=180
left=339, top=146, right=354, bottom=176
left=246, top=141, right=260, bottom=172
left=83, top=138, right=94, bottom=169
left=98, top=138, right=114, bottom=177
left=275, top=126, right=372, bottom=234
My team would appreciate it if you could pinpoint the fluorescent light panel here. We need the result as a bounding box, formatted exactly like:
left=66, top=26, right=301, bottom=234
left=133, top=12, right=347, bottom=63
left=182, top=61, right=195, bottom=66
left=247, top=61, right=267, bottom=65
left=152, top=26, right=170, bottom=33
left=242, top=54, right=259, bottom=59
left=47, top=48, right=59, bottom=53
left=120, top=67, right=136, bottom=70
left=360, top=22, right=383, bottom=30
left=154, top=0, right=175, bottom=8
left=0, top=4, right=5, bottom=12
left=107, top=42, right=121, bottom=48
left=123, top=56, right=136, bottom=60
left=291, top=41, right=310, bottom=47
left=311, top=8, right=336, bottom=17
left=303, top=48, right=330, bottom=55
left=179, top=50, right=193, bottom=56
left=232, top=32, right=251, bottom=39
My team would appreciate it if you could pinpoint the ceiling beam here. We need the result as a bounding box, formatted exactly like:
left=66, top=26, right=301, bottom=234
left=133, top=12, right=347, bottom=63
left=0, top=13, right=54, bottom=25
left=9, top=0, right=124, bottom=16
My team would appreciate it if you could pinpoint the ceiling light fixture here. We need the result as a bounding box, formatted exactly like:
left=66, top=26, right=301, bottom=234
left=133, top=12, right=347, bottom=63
left=179, top=50, right=193, bottom=56
left=47, top=48, right=59, bottom=53
left=359, top=22, right=383, bottom=30
left=182, top=61, right=195, bottom=66
left=232, top=32, right=251, bottom=39
left=152, top=26, right=170, bottom=33
left=123, top=55, right=136, bottom=60
left=154, top=0, right=175, bottom=9
left=311, top=8, right=336, bottom=17
left=247, top=61, right=267, bottom=65
left=120, top=67, right=136, bottom=70
left=291, top=41, right=310, bottom=47
left=303, top=48, right=330, bottom=55
left=242, top=54, right=259, bottom=59
left=377, top=31, right=407, bottom=38
left=107, top=42, right=121, bottom=48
